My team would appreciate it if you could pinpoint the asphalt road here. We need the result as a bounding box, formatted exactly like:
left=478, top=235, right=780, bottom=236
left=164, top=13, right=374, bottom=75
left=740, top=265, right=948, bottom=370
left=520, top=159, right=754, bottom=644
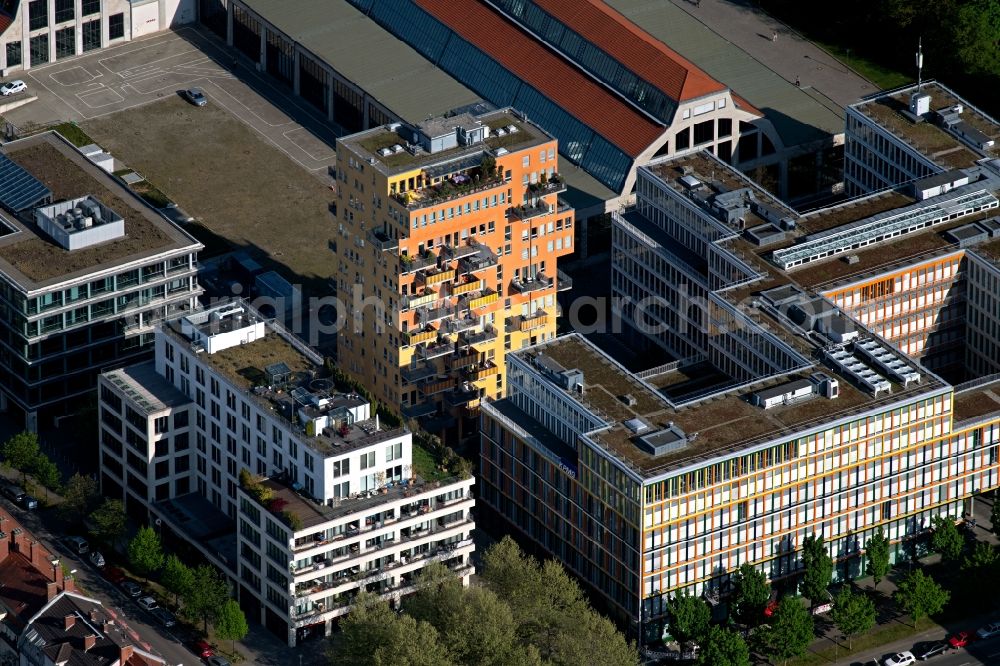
left=2, top=499, right=195, bottom=666
left=844, top=633, right=1000, bottom=666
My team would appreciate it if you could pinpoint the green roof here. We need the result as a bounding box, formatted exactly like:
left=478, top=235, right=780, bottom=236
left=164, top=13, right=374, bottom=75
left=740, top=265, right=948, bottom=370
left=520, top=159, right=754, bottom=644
left=242, top=0, right=481, bottom=123
left=605, top=0, right=845, bottom=147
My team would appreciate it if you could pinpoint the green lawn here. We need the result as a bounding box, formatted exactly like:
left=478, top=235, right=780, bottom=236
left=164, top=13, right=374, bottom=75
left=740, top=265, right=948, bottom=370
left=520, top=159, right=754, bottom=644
left=49, top=122, right=95, bottom=148
left=816, top=42, right=911, bottom=90
left=411, top=442, right=451, bottom=482
left=788, top=616, right=932, bottom=666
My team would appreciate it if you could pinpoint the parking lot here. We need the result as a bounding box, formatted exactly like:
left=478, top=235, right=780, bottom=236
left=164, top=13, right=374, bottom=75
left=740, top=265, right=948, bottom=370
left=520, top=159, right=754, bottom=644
left=4, top=26, right=336, bottom=174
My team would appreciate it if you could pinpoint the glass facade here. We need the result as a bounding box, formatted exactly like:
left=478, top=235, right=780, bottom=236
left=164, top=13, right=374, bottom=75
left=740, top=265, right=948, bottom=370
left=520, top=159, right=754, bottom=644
left=55, top=27, right=75, bottom=60
left=82, top=19, right=102, bottom=53
left=29, top=34, right=48, bottom=67
left=109, top=13, right=125, bottom=40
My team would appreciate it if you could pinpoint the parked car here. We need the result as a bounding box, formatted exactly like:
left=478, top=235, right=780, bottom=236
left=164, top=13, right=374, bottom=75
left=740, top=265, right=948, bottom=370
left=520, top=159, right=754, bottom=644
left=977, top=622, right=1000, bottom=639
left=0, top=80, right=26, bottom=95
left=884, top=652, right=916, bottom=666
left=914, top=640, right=948, bottom=660
left=63, top=536, right=89, bottom=555
left=948, top=631, right=973, bottom=648
left=89, top=551, right=106, bottom=568
left=193, top=640, right=214, bottom=658
left=181, top=87, right=207, bottom=106
left=151, top=607, right=176, bottom=628
left=104, top=567, right=125, bottom=584
left=205, top=656, right=231, bottom=666
left=1, top=483, right=36, bottom=509
left=121, top=581, right=143, bottom=597
left=137, top=596, right=158, bottom=611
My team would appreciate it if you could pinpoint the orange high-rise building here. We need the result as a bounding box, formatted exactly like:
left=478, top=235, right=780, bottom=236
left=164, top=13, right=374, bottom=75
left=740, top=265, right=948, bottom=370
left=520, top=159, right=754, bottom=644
left=335, top=108, right=573, bottom=439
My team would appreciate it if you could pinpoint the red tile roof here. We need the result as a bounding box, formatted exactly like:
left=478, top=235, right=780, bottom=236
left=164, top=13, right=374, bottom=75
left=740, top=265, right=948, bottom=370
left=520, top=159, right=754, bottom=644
left=531, top=0, right=727, bottom=102
left=415, top=0, right=665, bottom=157
left=0, top=552, right=50, bottom=629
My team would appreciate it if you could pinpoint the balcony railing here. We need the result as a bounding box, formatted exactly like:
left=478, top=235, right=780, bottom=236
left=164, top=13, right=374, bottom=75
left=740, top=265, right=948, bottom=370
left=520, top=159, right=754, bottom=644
left=466, top=360, right=499, bottom=381
left=525, top=175, right=566, bottom=197
left=401, top=363, right=437, bottom=385
left=458, top=247, right=498, bottom=274
left=447, top=350, right=479, bottom=370
left=459, top=325, right=498, bottom=348
left=368, top=229, right=399, bottom=251
left=445, top=316, right=479, bottom=335
left=400, top=252, right=437, bottom=274
left=467, top=290, right=499, bottom=310
left=507, top=201, right=552, bottom=222
left=404, top=327, right=438, bottom=346
left=443, top=386, right=480, bottom=408
left=557, top=269, right=573, bottom=292
left=441, top=241, right=479, bottom=261
left=421, top=377, right=455, bottom=396
left=402, top=290, right=437, bottom=310
left=450, top=279, right=482, bottom=297
left=510, top=274, right=552, bottom=294
left=417, top=303, right=455, bottom=325
left=507, top=312, right=548, bottom=332
left=419, top=338, right=454, bottom=360
left=419, top=267, right=456, bottom=286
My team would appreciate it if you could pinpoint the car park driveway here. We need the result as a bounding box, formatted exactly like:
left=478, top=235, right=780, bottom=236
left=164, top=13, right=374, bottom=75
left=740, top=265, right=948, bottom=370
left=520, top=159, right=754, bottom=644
left=4, top=26, right=336, bottom=175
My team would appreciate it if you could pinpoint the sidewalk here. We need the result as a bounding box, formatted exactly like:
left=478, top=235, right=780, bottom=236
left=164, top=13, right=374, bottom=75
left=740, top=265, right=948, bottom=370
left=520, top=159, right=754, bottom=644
left=667, top=0, right=876, bottom=107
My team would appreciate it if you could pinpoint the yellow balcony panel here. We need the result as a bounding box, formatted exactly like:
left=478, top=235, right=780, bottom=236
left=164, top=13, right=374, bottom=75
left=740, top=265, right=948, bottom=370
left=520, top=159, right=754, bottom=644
left=407, top=329, right=438, bottom=345
left=451, top=280, right=481, bottom=296
left=508, top=312, right=549, bottom=332
left=468, top=291, right=499, bottom=310
left=422, top=269, right=456, bottom=286
left=421, top=378, right=454, bottom=396
left=467, top=361, right=500, bottom=381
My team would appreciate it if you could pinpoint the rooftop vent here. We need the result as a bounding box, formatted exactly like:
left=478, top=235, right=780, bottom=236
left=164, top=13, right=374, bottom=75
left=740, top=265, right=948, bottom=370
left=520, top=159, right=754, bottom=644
left=910, top=92, right=931, bottom=117
left=495, top=128, right=507, bottom=136
left=635, top=423, right=688, bottom=456
left=679, top=174, right=702, bottom=190
left=506, top=124, right=519, bottom=133
left=391, top=144, right=404, bottom=154
left=624, top=417, right=648, bottom=434
left=378, top=148, right=392, bottom=157
left=620, top=393, right=638, bottom=407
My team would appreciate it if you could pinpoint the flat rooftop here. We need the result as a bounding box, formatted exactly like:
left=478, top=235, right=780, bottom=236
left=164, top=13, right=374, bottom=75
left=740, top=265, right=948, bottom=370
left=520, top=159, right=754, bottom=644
left=0, top=132, right=201, bottom=289
left=854, top=82, right=1000, bottom=169
left=518, top=335, right=944, bottom=478
left=104, top=361, right=192, bottom=414
left=340, top=110, right=550, bottom=175
left=952, top=382, right=1000, bottom=424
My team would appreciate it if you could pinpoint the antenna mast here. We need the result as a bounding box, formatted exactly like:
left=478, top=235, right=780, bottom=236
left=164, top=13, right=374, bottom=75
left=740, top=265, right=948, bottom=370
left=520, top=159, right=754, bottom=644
left=916, top=37, right=923, bottom=90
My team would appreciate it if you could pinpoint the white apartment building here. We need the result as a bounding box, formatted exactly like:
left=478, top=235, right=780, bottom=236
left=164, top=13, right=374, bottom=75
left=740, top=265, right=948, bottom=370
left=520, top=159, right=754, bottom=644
left=0, top=0, right=195, bottom=74
left=97, top=300, right=475, bottom=646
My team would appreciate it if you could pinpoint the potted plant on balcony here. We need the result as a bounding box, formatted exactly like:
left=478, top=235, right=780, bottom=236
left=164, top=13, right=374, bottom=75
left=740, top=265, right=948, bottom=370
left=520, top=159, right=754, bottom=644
left=375, top=471, right=387, bottom=494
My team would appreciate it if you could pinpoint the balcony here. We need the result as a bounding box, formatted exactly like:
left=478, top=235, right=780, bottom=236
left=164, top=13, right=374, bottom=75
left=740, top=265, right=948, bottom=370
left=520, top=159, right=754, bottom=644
left=392, top=171, right=504, bottom=211
left=510, top=274, right=552, bottom=294
left=402, top=290, right=437, bottom=310
left=507, top=200, right=551, bottom=222
left=507, top=312, right=548, bottom=332
left=459, top=325, right=498, bottom=349
left=441, top=241, right=480, bottom=262
left=419, top=267, right=456, bottom=287
left=419, top=337, right=454, bottom=360
left=458, top=246, right=498, bottom=274
left=450, top=278, right=482, bottom=297
left=401, top=362, right=437, bottom=385
left=557, top=269, right=573, bottom=292
left=421, top=377, right=455, bottom=396
left=466, top=360, right=499, bottom=381
left=445, top=316, right=479, bottom=335
left=446, top=350, right=479, bottom=370
left=368, top=228, right=399, bottom=251
left=467, top=290, right=499, bottom=310
left=404, top=327, right=438, bottom=346
left=417, top=303, right=455, bottom=325
left=443, top=384, right=481, bottom=408
left=525, top=174, right=566, bottom=197
left=400, top=251, right=438, bottom=274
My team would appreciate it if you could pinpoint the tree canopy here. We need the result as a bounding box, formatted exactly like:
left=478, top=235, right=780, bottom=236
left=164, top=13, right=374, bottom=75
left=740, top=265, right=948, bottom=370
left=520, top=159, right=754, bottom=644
left=930, top=516, right=964, bottom=563
left=161, top=554, right=195, bottom=606
left=182, top=564, right=231, bottom=633
left=1, top=432, right=41, bottom=483
left=214, top=599, right=249, bottom=652
left=62, top=474, right=99, bottom=522
left=800, top=535, right=833, bottom=606
left=865, top=528, right=891, bottom=591
left=731, top=563, right=770, bottom=626
left=127, top=526, right=164, bottom=580
left=831, top=588, right=876, bottom=649
left=894, top=569, right=949, bottom=626
left=757, top=597, right=814, bottom=665
left=697, top=625, right=750, bottom=666
left=333, top=538, right=637, bottom=665
left=90, top=499, right=127, bottom=549
left=665, top=593, right=710, bottom=644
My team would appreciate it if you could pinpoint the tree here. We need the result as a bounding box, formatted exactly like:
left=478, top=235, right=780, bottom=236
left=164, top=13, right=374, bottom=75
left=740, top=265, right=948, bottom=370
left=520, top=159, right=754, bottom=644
left=757, top=597, right=814, bottom=666
left=697, top=625, right=750, bottom=666
left=894, top=569, right=950, bottom=627
left=334, top=592, right=452, bottom=666
left=666, top=592, right=711, bottom=644
left=963, top=541, right=999, bottom=571
left=800, top=534, right=833, bottom=606
left=991, top=498, right=1000, bottom=538
left=161, top=554, right=195, bottom=607
left=90, top=499, right=127, bottom=549
left=127, top=526, right=164, bottom=581
left=865, top=528, right=891, bottom=591
left=182, top=564, right=230, bottom=633
left=1, top=431, right=40, bottom=483
left=214, top=599, right=249, bottom=653
left=831, top=588, right=876, bottom=650
left=731, top=563, right=770, bottom=626
left=930, top=516, right=964, bottom=563
left=29, top=456, right=61, bottom=498
left=61, top=473, right=99, bottom=522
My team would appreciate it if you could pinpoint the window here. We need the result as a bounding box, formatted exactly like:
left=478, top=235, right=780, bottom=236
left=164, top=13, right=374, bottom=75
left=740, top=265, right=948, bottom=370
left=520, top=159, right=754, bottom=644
left=82, top=19, right=101, bottom=52
left=28, top=0, right=47, bottom=30
left=109, top=13, right=125, bottom=40
left=82, top=0, right=100, bottom=16
left=333, top=458, right=350, bottom=477
left=54, top=0, right=74, bottom=22
left=5, top=42, right=21, bottom=68
left=30, top=35, right=49, bottom=67
left=359, top=451, right=375, bottom=470
left=386, top=442, right=402, bottom=462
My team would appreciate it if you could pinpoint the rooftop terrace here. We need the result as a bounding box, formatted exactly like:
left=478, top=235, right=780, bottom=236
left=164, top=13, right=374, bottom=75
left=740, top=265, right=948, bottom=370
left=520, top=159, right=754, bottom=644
left=517, top=335, right=944, bottom=478
left=104, top=361, right=191, bottom=415
left=0, top=133, right=200, bottom=288
left=855, top=83, right=1000, bottom=170
left=341, top=110, right=549, bottom=175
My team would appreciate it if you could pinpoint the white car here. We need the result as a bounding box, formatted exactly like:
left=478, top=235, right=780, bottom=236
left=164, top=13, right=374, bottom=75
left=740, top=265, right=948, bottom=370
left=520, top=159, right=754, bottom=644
left=137, top=596, right=158, bottom=611
left=978, top=622, right=1000, bottom=639
left=884, top=652, right=915, bottom=666
left=0, top=80, right=26, bottom=95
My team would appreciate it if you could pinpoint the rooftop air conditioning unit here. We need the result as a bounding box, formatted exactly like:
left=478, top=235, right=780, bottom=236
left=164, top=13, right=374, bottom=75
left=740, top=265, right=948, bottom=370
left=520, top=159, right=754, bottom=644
left=506, top=124, right=519, bottom=133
